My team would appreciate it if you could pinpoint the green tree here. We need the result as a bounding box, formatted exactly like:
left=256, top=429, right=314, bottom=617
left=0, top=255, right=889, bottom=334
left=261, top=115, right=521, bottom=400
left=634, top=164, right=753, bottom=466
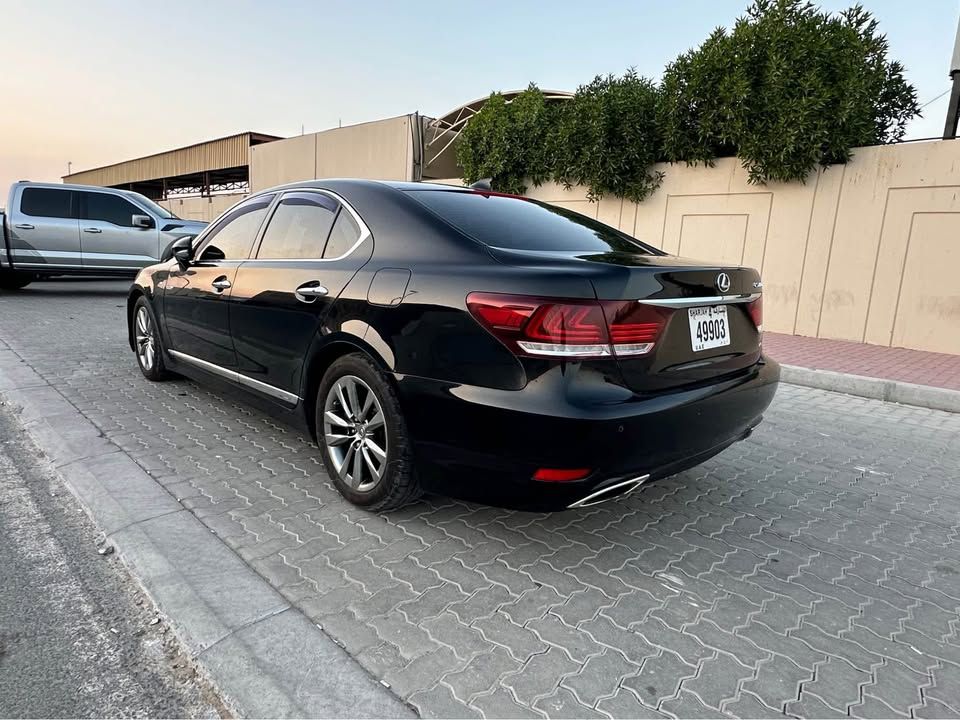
left=456, top=85, right=551, bottom=195
left=552, top=70, right=664, bottom=203
left=659, top=0, right=920, bottom=184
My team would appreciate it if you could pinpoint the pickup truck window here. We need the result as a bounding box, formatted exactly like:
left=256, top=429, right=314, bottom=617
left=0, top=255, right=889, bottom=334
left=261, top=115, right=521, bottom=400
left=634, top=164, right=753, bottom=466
left=81, top=192, right=143, bottom=227
left=21, top=188, right=74, bottom=219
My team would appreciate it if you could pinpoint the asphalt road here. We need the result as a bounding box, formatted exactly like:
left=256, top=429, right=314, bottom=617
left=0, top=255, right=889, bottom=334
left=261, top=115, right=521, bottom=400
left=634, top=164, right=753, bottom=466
left=0, top=402, right=224, bottom=718
left=1, top=279, right=959, bottom=719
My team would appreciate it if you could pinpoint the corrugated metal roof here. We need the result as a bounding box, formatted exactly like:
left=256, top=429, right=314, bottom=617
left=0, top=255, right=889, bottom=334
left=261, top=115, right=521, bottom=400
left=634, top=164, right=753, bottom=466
left=62, top=131, right=282, bottom=186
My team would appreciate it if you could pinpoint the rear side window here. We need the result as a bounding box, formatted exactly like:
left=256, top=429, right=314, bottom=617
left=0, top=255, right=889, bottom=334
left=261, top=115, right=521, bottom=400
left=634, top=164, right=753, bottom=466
left=82, top=192, right=142, bottom=227
left=407, top=190, right=656, bottom=254
left=257, top=192, right=338, bottom=259
left=21, top=188, right=73, bottom=219
left=323, top=209, right=361, bottom=258
left=198, top=194, right=275, bottom=261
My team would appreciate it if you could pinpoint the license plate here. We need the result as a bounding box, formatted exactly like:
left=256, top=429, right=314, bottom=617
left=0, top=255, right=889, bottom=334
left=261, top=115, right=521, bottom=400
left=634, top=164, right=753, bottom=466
left=688, top=305, right=731, bottom=352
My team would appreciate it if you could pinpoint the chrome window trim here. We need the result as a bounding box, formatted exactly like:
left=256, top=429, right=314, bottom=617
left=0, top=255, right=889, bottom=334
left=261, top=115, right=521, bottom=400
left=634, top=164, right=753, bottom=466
left=192, top=193, right=279, bottom=261
left=639, top=292, right=761, bottom=308
left=252, top=188, right=372, bottom=263
left=168, top=350, right=300, bottom=405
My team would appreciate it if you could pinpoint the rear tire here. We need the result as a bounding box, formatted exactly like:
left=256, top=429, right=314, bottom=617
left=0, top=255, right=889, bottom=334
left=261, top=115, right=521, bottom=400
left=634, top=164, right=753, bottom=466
left=132, top=297, right=170, bottom=381
left=316, top=353, right=422, bottom=511
left=0, top=271, right=34, bottom=290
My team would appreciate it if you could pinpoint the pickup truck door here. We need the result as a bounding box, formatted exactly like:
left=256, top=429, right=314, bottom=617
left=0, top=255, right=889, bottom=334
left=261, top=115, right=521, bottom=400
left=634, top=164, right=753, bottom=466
left=77, top=190, right=159, bottom=270
left=7, top=187, right=81, bottom=269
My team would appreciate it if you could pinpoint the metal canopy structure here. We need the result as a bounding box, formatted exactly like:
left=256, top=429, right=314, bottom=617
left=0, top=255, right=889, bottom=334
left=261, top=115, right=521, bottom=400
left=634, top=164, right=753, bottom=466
left=424, top=90, right=573, bottom=175
left=62, top=131, right=281, bottom=199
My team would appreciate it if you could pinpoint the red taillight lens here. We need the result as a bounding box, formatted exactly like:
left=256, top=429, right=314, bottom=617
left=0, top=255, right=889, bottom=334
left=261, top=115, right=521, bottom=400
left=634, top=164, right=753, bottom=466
left=533, top=467, right=592, bottom=482
left=747, top=295, right=763, bottom=331
left=466, top=293, right=667, bottom=359
left=599, top=301, right=669, bottom=356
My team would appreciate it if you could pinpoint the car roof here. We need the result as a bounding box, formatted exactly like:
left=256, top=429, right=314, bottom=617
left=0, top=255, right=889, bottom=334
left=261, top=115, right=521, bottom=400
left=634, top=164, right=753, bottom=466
left=249, top=178, right=474, bottom=199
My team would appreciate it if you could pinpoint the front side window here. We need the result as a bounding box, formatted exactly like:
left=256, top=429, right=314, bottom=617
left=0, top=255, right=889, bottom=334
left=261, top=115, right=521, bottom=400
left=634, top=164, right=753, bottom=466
left=82, top=192, right=142, bottom=227
left=257, top=192, right=338, bottom=259
left=198, top=194, right=275, bottom=261
left=21, top=188, right=73, bottom=219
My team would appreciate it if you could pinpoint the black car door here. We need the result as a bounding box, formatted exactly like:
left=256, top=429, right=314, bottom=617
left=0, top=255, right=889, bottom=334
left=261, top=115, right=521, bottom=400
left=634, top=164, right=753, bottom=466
left=228, top=190, right=373, bottom=401
left=162, top=194, right=275, bottom=370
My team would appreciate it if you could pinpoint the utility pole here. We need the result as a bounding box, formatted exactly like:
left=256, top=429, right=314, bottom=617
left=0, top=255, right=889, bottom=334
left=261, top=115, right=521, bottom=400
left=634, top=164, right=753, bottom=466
left=943, top=13, right=960, bottom=138
left=67, top=161, right=72, bottom=175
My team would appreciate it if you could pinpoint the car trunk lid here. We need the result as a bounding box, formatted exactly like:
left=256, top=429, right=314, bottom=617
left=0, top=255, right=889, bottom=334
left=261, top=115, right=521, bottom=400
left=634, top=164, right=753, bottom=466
left=488, top=247, right=763, bottom=393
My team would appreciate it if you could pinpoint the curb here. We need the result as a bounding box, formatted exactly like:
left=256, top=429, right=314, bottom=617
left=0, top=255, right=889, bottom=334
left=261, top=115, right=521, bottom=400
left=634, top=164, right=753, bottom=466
left=780, top=364, right=960, bottom=414
left=0, top=347, right=412, bottom=719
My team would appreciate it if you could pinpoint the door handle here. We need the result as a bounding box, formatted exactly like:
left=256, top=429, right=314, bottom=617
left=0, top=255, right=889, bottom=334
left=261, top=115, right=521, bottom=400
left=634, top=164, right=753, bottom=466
left=14, top=223, right=34, bottom=230
left=83, top=227, right=102, bottom=233
left=295, top=282, right=328, bottom=303
left=211, top=277, right=232, bottom=291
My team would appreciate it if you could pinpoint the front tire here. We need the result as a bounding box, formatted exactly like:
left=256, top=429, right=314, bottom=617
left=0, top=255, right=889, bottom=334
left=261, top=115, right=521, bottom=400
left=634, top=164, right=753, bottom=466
left=0, top=271, right=34, bottom=290
left=132, top=297, right=170, bottom=381
left=316, top=353, right=421, bottom=511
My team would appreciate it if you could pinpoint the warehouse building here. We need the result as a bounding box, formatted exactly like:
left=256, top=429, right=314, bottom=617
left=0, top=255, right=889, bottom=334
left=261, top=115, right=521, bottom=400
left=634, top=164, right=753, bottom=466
left=62, top=92, right=573, bottom=220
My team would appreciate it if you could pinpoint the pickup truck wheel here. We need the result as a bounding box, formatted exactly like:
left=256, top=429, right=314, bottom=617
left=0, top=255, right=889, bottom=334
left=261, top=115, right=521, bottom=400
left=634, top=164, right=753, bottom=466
left=133, top=298, right=170, bottom=381
left=0, top=271, right=34, bottom=290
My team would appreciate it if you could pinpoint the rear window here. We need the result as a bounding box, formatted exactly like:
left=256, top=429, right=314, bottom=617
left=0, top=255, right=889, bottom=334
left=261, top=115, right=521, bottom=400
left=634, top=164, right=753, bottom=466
left=21, top=188, right=73, bottom=219
left=407, top=190, right=656, bottom=254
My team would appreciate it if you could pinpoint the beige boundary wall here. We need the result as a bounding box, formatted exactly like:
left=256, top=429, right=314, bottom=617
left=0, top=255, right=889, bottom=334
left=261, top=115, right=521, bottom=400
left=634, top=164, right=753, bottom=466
left=517, top=139, right=960, bottom=355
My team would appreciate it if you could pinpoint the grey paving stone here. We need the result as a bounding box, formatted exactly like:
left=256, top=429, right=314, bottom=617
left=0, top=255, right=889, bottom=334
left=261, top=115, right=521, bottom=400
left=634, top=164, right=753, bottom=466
left=502, top=647, right=580, bottom=706
left=561, top=650, right=638, bottom=708
left=533, top=686, right=607, bottom=719
left=441, top=647, right=521, bottom=701
left=4, top=285, right=960, bottom=720
left=408, top=683, right=482, bottom=719
left=472, top=613, right=548, bottom=663
left=470, top=688, right=544, bottom=719
left=622, top=650, right=698, bottom=709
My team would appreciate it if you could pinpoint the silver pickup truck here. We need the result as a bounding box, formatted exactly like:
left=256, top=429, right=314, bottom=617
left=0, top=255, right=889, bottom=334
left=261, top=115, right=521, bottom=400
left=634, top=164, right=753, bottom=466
left=0, top=181, right=207, bottom=289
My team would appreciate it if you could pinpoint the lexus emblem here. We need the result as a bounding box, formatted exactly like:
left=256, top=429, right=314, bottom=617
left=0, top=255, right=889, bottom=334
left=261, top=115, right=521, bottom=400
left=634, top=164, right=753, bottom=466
left=716, top=272, right=731, bottom=293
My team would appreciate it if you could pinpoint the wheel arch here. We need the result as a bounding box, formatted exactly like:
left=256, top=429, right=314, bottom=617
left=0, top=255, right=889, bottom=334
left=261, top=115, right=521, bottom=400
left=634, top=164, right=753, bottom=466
left=301, top=334, right=392, bottom=441
left=126, top=287, right=146, bottom=351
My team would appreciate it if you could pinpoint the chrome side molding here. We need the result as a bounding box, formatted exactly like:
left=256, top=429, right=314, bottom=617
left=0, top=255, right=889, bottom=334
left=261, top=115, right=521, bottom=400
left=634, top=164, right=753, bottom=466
left=168, top=350, right=300, bottom=405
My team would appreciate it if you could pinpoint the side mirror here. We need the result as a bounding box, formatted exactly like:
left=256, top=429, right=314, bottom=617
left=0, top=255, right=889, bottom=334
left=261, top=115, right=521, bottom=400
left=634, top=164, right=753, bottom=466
left=132, top=214, right=155, bottom=229
left=162, top=234, right=196, bottom=264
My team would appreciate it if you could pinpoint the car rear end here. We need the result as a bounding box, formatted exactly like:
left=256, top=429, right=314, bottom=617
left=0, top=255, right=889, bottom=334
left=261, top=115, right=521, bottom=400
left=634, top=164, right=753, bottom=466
left=400, top=188, right=779, bottom=510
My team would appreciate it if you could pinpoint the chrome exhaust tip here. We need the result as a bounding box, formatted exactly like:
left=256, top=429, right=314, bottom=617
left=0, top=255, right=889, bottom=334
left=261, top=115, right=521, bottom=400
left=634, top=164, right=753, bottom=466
left=567, top=474, right=651, bottom=509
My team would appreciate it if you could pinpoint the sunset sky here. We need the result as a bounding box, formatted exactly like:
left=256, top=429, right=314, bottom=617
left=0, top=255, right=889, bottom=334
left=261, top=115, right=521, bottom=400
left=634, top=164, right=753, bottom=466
left=1, top=0, right=956, bottom=196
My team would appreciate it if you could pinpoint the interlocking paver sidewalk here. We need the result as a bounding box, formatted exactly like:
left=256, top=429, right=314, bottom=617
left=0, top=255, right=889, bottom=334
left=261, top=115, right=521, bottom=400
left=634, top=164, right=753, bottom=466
left=764, top=331, right=960, bottom=391
left=1, top=281, right=959, bottom=719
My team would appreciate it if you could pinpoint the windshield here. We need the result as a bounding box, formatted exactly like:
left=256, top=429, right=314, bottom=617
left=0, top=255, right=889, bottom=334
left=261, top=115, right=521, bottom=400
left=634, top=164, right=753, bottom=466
left=406, top=189, right=659, bottom=254
left=129, top=192, right=179, bottom=220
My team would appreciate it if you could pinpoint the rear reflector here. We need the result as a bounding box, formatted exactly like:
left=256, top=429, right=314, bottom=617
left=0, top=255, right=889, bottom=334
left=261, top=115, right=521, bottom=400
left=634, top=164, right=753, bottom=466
left=533, top=467, right=592, bottom=482
left=467, top=292, right=667, bottom=359
left=747, top=295, right=763, bottom=332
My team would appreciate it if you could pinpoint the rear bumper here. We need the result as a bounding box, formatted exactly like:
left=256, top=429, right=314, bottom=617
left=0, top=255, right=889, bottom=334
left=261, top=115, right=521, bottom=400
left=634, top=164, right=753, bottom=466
left=395, top=357, right=780, bottom=510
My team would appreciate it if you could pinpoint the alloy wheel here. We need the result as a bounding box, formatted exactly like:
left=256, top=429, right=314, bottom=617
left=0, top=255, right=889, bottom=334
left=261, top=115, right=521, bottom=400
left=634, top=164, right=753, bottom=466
left=322, top=374, right=388, bottom=491
left=135, top=306, right=156, bottom=371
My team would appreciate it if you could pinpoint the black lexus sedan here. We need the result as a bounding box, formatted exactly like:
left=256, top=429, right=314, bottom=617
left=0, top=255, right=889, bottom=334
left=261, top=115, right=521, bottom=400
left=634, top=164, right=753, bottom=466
left=127, top=179, right=778, bottom=511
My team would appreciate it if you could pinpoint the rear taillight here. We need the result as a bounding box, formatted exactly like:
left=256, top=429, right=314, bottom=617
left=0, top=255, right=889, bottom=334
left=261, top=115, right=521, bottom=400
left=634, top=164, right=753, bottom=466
left=466, top=293, right=667, bottom=359
left=747, top=295, right=763, bottom=332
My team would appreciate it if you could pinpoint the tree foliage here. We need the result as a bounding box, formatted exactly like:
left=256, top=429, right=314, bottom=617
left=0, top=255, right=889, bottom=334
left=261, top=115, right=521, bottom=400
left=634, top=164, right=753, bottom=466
left=456, top=0, right=920, bottom=196
left=659, top=0, right=920, bottom=184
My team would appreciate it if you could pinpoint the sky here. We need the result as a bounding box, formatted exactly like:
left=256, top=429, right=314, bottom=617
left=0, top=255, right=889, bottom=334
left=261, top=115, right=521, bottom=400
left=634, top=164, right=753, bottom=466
left=0, top=0, right=956, bottom=195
